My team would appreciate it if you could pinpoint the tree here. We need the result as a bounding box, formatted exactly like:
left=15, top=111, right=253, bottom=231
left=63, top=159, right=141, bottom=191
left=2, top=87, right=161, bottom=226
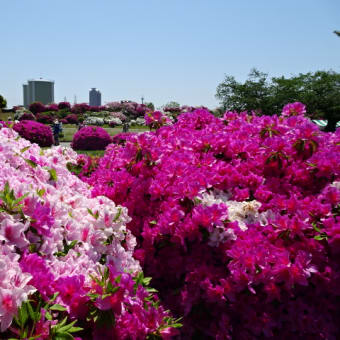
left=145, top=102, right=155, bottom=111
left=0, top=95, right=7, bottom=110
left=163, top=101, right=180, bottom=109
left=216, top=69, right=273, bottom=115
left=216, top=69, right=340, bottom=131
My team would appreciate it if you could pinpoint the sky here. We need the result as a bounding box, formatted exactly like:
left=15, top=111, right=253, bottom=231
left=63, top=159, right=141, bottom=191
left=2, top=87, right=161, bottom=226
left=1, top=0, right=340, bottom=109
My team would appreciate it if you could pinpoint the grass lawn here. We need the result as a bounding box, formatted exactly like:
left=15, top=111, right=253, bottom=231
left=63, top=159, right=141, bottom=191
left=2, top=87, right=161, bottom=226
left=60, top=125, right=149, bottom=142
left=0, top=111, right=14, bottom=121
left=75, top=150, right=105, bottom=157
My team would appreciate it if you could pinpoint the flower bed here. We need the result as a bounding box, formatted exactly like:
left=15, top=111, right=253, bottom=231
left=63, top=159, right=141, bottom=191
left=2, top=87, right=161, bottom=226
left=0, top=126, right=179, bottom=339
left=80, top=104, right=340, bottom=339
left=13, top=120, right=54, bottom=147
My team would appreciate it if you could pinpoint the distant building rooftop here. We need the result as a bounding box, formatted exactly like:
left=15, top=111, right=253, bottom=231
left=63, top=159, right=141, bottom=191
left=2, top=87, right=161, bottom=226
left=26, top=78, right=54, bottom=83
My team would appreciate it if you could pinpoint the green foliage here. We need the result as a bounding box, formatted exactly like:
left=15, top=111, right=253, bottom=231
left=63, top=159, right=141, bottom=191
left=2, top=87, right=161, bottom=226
left=145, top=102, right=155, bottom=110
left=0, top=182, right=28, bottom=216
left=163, top=101, right=180, bottom=109
left=0, top=94, right=7, bottom=109
left=216, top=69, right=340, bottom=131
left=12, top=293, right=83, bottom=340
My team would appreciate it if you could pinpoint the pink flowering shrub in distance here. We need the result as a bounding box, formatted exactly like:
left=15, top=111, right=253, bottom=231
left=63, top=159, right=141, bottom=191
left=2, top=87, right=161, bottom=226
left=80, top=104, right=340, bottom=339
left=65, top=113, right=79, bottom=124
left=0, top=126, right=179, bottom=339
left=47, top=103, right=59, bottom=112
left=36, top=112, right=55, bottom=124
left=18, top=112, right=36, bottom=121
left=29, top=102, right=46, bottom=114
left=13, top=120, right=53, bottom=147
left=72, top=126, right=112, bottom=150
left=71, top=103, right=90, bottom=114
left=145, top=111, right=171, bottom=129
left=110, top=111, right=127, bottom=121
left=58, top=101, right=71, bottom=110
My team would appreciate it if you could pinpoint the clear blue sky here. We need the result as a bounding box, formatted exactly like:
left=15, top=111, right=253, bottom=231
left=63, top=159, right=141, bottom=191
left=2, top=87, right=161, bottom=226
left=1, top=0, right=339, bottom=109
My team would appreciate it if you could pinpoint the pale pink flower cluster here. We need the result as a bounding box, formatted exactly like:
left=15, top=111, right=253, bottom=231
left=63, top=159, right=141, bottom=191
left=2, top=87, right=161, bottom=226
left=0, top=127, right=139, bottom=331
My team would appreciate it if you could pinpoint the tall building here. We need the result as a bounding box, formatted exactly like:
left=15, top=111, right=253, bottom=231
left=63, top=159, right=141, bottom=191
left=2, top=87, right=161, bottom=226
left=89, top=88, right=101, bottom=106
left=23, top=78, right=54, bottom=108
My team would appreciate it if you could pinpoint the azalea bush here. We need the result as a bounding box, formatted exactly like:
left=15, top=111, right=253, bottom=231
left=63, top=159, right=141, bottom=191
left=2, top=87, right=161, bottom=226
left=13, top=120, right=54, bottom=147
left=0, top=126, right=179, bottom=339
left=79, top=103, right=340, bottom=339
left=145, top=111, right=171, bottom=129
left=29, top=102, right=46, bottom=114
left=106, top=101, right=150, bottom=118
left=58, top=101, right=71, bottom=110
left=111, top=132, right=136, bottom=145
left=36, top=112, right=55, bottom=124
left=65, top=113, right=79, bottom=124
left=71, top=126, right=112, bottom=150
left=18, top=112, right=36, bottom=121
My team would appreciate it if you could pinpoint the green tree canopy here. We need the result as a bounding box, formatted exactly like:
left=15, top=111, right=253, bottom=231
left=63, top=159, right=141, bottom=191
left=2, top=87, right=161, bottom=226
left=163, top=101, right=180, bottom=109
left=0, top=95, right=7, bottom=109
left=216, top=69, right=340, bottom=131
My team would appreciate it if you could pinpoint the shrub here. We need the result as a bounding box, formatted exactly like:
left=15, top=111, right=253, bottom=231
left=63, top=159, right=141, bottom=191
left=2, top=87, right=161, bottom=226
left=145, top=111, right=170, bottom=129
left=108, top=118, right=122, bottom=127
left=57, top=101, right=71, bottom=110
left=18, top=112, right=36, bottom=121
left=13, top=120, right=53, bottom=147
left=29, top=102, right=46, bottom=114
left=35, top=112, right=55, bottom=124
left=0, top=128, right=178, bottom=338
left=55, top=109, right=70, bottom=119
left=82, top=106, right=340, bottom=338
left=65, top=113, right=79, bottom=124
left=110, top=111, right=127, bottom=121
left=106, top=101, right=123, bottom=112
left=89, top=105, right=100, bottom=112
left=111, top=132, right=135, bottom=145
left=71, top=103, right=90, bottom=114
left=47, top=103, right=58, bottom=111
left=71, top=126, right=112, bottom=150
left=84, top=116, right=104, bottom=126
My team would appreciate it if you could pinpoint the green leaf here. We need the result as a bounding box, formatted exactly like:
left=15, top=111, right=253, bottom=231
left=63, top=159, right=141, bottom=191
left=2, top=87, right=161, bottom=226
left=20, top=146, right=30, bottom=153
left=171, top=323, right=183, bottom=328
left=143, top=277, right=152, bottom=286
left=146, top=287, right=158, bottom=293
left=113, top=207, right=122, bottom=222
left=149, top=220, right=157, bottom=225
left=37, top=188, right=46, bottom=197
left=49, top=292, right=59, bottom=303
left=87, top=208, right=99, bottom=219
left=13, top=192, right=29, bottom=206
left=67, top=326, right=84, bottom=333
left=48, top=168, right=58, bottom=181
left=45, top=311, right=52, bottom=320
left=312, top=222, right=321, bottom=233
left=53, top=333, right=74, bottom=340
left=58, top=320, right=77, bottom=333
left=50, top=304, right=67, bottom=311
left=26, top=300, right=37, bottom=321
left=18, top=302, right=28, bottom=326
left=24, top=158, right=38, bottom=168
